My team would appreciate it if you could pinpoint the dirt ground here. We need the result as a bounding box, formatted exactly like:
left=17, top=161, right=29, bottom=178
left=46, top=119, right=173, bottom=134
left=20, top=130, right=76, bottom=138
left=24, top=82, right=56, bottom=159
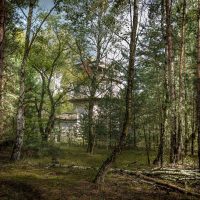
left=0, top=147, right=199, bottom=200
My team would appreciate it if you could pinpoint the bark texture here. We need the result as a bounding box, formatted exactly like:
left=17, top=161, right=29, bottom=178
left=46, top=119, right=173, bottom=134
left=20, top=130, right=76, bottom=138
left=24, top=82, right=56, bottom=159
left=153, top=0, right=167, bottom=167
left=86, top=17, right=101, bottom=154
left=197, top=0, right=200, bottom=170
left=0, top=0, right=5, bottom=137
left=177, top=0, right=186, bottom=161
left=165, top=0, right=177, bottom=164
left=87, top=94, right=96, bottom=154
left=10, top=0, right=57, bottom=160
left=11, top=0, right=35, bottom=161
left=35, top=72, right=46, bottom=140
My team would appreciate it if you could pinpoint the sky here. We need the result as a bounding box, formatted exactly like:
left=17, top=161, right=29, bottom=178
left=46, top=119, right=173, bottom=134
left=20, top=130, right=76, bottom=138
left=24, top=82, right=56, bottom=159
left=38, top=0, right=54, bottom=10
left=18, top=0, right=55, bottom=17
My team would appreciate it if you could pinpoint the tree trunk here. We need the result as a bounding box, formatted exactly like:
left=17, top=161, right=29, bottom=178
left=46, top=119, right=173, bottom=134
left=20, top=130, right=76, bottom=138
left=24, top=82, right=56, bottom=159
left=93, top=0, right=138, bottom=184
left=191, top=94, right=195, bottom=155
left=44, top=111, right=55, bottom=142
left=197, top=0, right=200, bottom=170
left=10, top=0, right=56, bottom=159
left=144, top=126, right=150, bottom=165
left=108, top=107, right=112, bottom=149
left=177, top=0, right=186, bottom=162
left=0, top=0, right=5, bottom=137
left=112, top=169, right=200, bottom=198
left=86, top=12, right=102, bottom=154
left=87, top=95, right=95, bottom=154
left=44, top=85, right=56, bottom=141
left=153, top=0, right=167, bottom=167
left=165, top=0, right=177, bottom=164
left=34, top=71, right=46, bottom=141
left=133, top=117, right=137, bottom=149
left=153, top=121, right=165, bottom=166
left=11, top=0, right=35, bottom=161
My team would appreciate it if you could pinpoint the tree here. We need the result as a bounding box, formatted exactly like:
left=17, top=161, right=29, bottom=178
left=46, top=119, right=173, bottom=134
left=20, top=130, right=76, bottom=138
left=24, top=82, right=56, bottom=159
left=10, top=0, right=35, bottom=161
left=30, top=15, right=78, bottom=142
left=175, top=0, right=186, bottom=162
left=197, top=0, right=200, bottom=170
left=0, top=0, right=6, bottom=137
left=93, top=0, right=139, bottom=184
left=59, top=0, right=118, bottom=154
left=11, top=0, right=58, bottom=161
left=143, top=0, right=167, bottom=167
left=165, top=0, right=178, bottom=164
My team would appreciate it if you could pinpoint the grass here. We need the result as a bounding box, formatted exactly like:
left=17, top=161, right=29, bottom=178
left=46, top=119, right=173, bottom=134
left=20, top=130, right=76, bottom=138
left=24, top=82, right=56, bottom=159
left=18, top=144, right=157, bottom=168
left=0, top=144, right=199, bottom=199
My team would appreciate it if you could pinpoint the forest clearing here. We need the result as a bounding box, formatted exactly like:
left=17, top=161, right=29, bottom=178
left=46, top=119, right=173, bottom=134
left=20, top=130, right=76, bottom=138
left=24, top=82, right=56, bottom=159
left=1, top=0, right=200, bottom=199
left=0, top=145, right=200, bottom=199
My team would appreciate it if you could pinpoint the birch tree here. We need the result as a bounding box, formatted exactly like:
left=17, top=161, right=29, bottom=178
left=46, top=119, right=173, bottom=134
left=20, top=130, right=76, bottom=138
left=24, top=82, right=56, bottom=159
left=11, top=0, right=58, bottom=161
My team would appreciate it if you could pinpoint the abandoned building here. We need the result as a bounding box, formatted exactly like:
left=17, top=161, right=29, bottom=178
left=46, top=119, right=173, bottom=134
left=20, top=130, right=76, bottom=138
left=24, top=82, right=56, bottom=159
left=54, top=60, right=123, bottom=143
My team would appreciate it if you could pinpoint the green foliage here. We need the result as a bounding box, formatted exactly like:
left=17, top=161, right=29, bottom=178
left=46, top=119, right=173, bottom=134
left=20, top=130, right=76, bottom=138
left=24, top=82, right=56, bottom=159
left=2, top=0, right=200, bottom=170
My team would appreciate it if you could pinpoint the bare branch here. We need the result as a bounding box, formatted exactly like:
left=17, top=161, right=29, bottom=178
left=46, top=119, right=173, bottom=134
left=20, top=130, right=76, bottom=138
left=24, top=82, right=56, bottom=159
left=28, top=1, right=59, bottom=50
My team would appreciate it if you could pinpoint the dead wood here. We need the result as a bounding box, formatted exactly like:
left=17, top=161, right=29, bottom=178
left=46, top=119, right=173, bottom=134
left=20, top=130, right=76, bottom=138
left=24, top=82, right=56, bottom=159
left=111, top=168, right=200, bottom=198
left=46, top=164, right=200, bottom=198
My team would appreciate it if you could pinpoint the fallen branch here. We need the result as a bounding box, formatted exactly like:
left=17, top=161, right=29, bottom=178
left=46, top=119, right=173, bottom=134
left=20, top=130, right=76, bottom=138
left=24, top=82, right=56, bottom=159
left=46, top=163, right=97, bottom=170
left=146, top=169, right=200, bottom=177
left=137, top=173, right=200, bottom=198
left=112, top=169, right=200, bottom=198
left=46, top=164, right=200, bottom=198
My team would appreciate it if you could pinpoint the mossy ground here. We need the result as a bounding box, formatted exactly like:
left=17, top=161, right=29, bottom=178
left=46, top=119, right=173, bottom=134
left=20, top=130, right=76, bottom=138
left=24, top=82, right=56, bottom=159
left=0, top=144, right=198, bottom=200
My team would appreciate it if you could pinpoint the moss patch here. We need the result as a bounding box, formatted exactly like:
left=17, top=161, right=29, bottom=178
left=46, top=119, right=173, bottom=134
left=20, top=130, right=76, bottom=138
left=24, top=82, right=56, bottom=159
left=0, top=145, right=198, bottom=199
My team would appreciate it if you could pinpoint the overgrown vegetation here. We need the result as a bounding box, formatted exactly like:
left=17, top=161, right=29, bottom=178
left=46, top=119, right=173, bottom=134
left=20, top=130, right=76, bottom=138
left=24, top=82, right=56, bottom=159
left=1, top=0, right=200, bottom=199
left=0, top=145, right=199, bottom=199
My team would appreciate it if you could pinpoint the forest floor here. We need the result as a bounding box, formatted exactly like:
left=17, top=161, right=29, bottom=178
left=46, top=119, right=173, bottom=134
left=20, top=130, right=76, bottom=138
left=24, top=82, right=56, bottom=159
left=0, top=144, right=199, bottom=200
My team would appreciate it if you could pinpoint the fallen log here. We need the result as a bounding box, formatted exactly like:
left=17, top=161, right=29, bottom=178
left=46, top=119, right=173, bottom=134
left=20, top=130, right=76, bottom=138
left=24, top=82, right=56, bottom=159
left=152, top=167, right=199, bottom=173
left=112, top=169, right=200, bottom=198
left=146, top=169, right=200, bottom=177
left=45, top=164, right=200, bottom=198
left=137, top=173, right=200, bottom=198
left=46, top=163, right=97, bottom=170
left=145, top=170, right=199, bottom=176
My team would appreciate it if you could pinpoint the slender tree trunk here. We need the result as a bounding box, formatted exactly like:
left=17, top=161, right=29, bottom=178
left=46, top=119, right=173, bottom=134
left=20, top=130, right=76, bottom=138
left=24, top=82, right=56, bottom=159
left=165, top=0, right=177, bottom=164
left=144, top=126, right=150, bottom=165
left=148, top=129, right=151, bottom=151
left=191, top=93, right=195, bottom=156
left=132, top=93, right=137, bottom=149
left=93, top=0, right=138, bottom=184
left=87, top=94, right=95, bottom=154
left=11, top=0, right=35, bottom=161
left=184, top=84, right=189, bottom=155
left=108, top=108, right=112, bottom=149
left=153, top=78, right=167, bottom=166
left=197, top=0, right=200, bottom=170
left=35, top=72, right=46, bottom=140
left=44, top=106, right=56, bottom=141
left=177, top=0, right=186, bottom=162
left=153, top=0, right=167, bottom=167
left=153, top=115, right=165, bottom=166
left=86, top=19, right=102, bottom=154
left=0, top=0, right=5, bottom=137
left=44, top=84, right=56, bottom=141
left=10, top=0, right=56, bottom=159
left=108, top=78, right=114, bottom=149
left=133, top=116, right=137, bottom=149
left=86, top=14, right=102, bottom=154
